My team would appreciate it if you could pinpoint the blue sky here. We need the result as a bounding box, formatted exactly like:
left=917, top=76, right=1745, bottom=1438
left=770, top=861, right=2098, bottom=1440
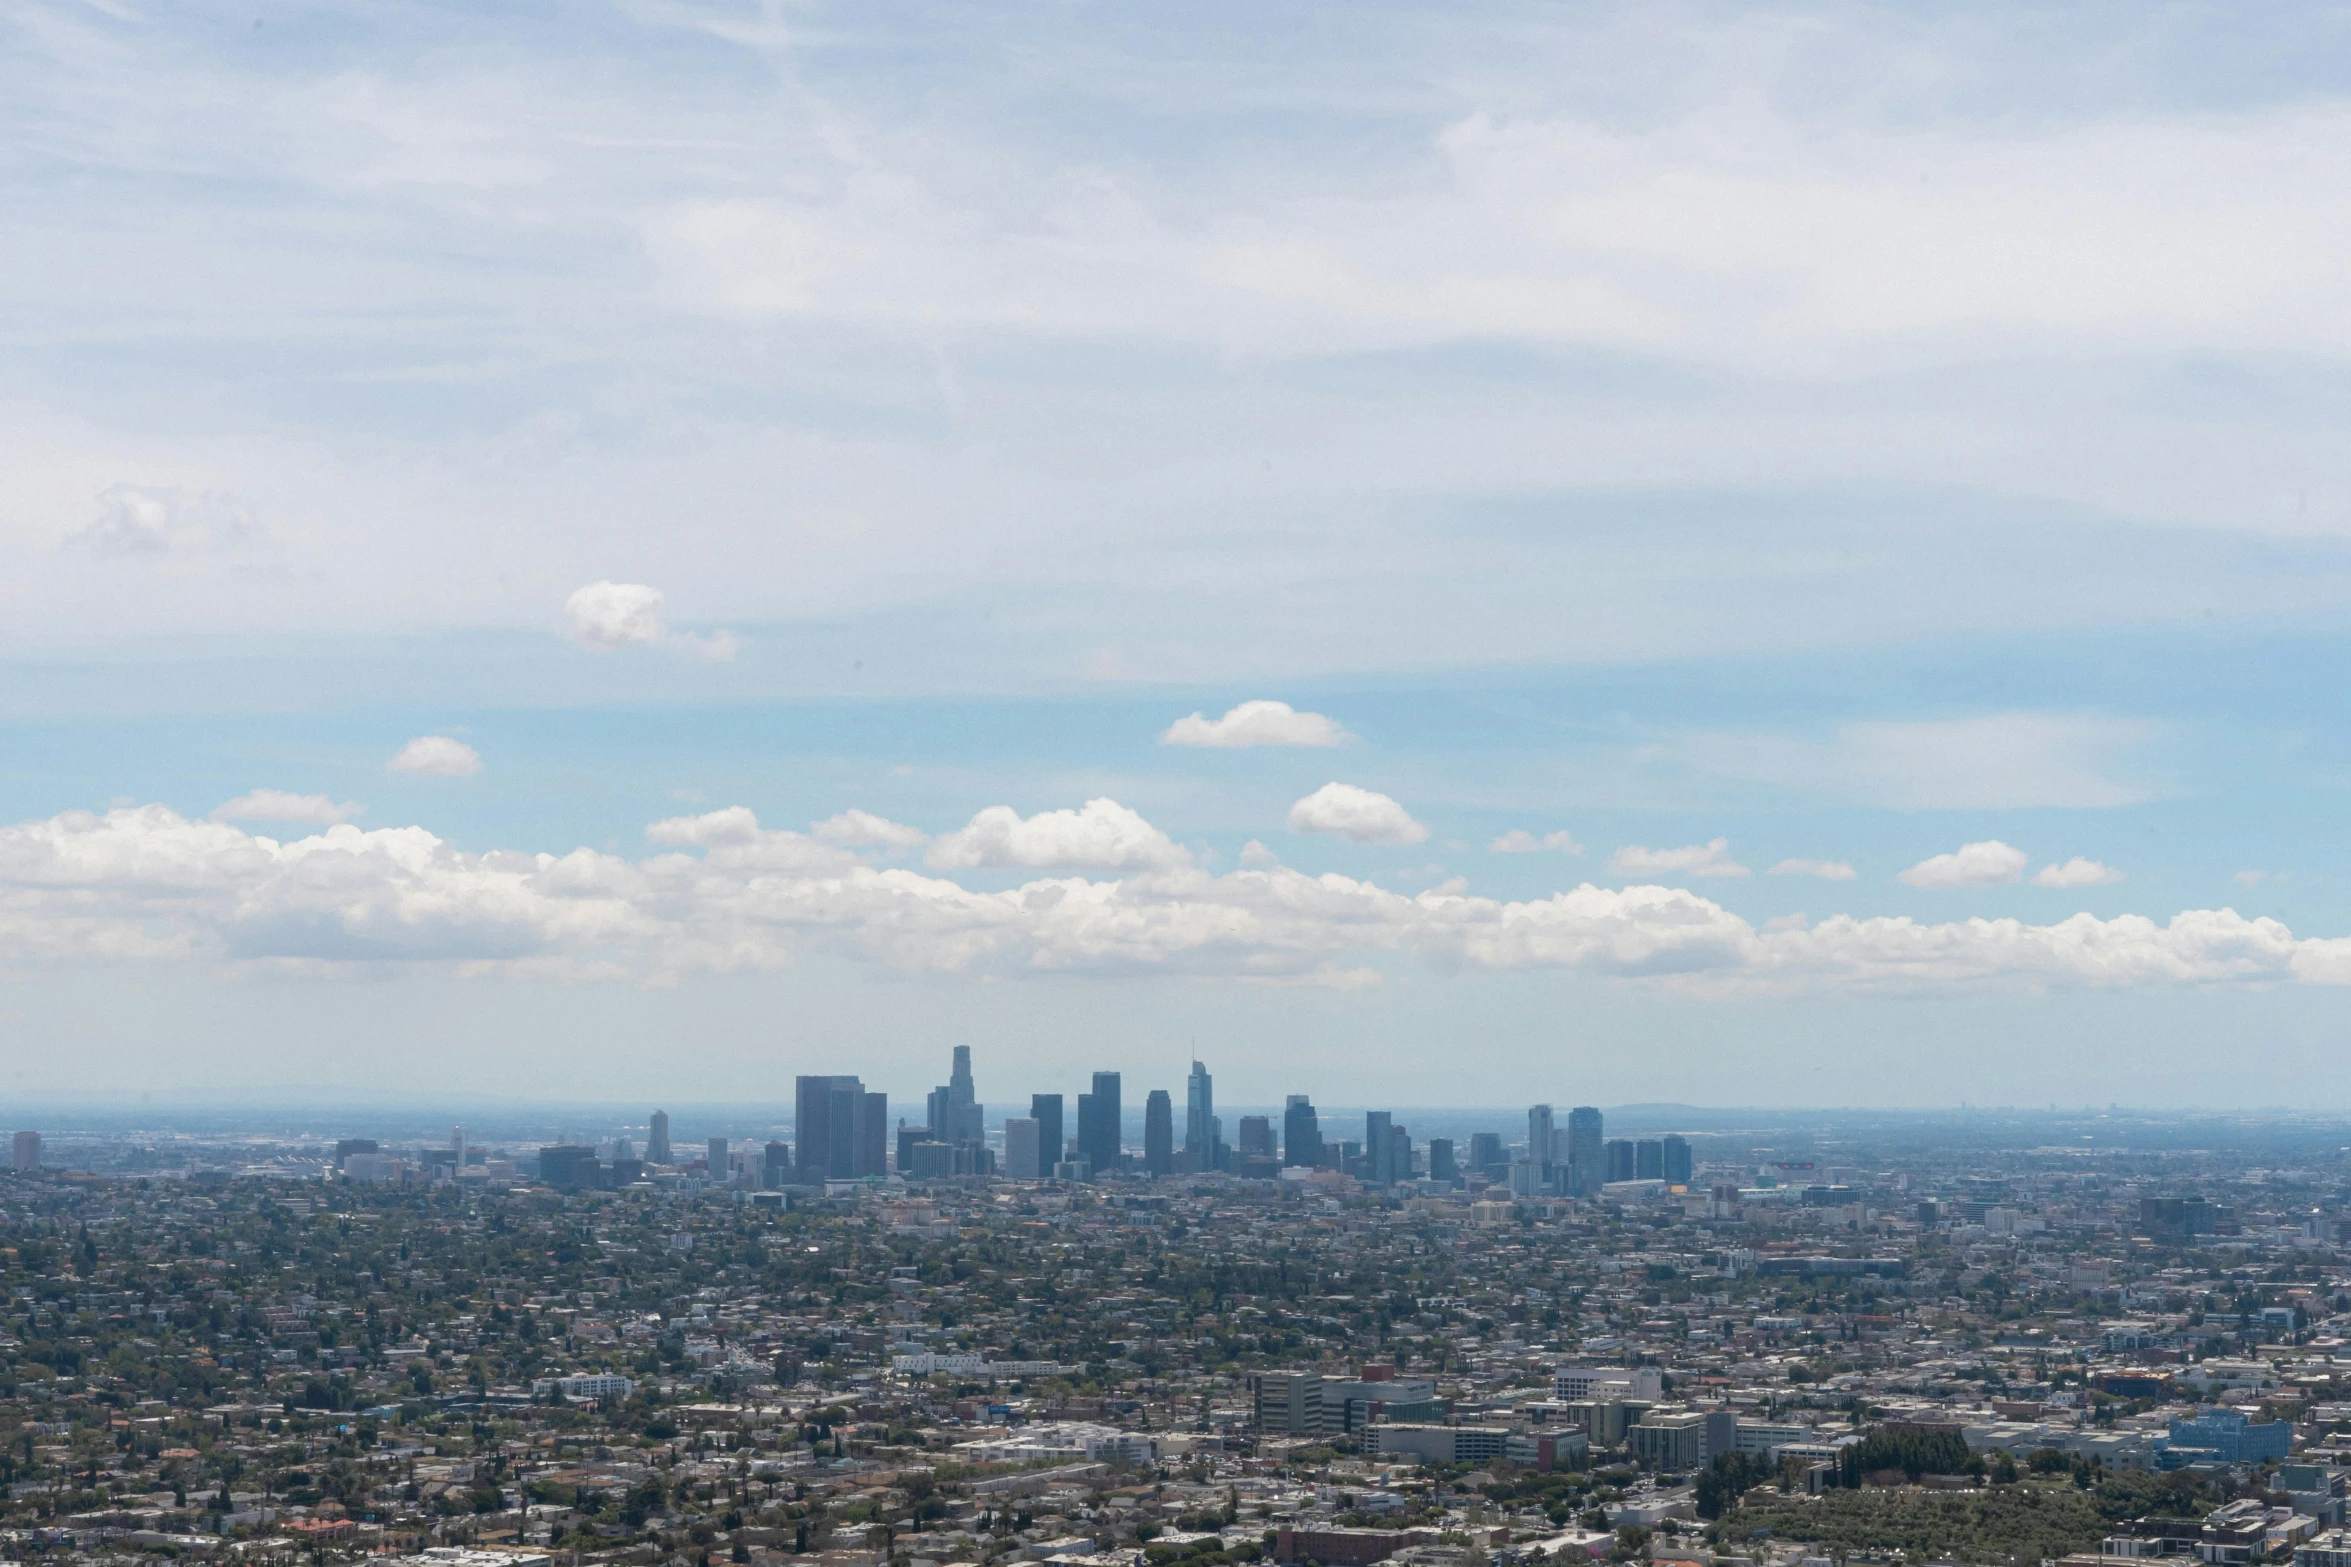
left=7, top=1, right=2351, bottom=1106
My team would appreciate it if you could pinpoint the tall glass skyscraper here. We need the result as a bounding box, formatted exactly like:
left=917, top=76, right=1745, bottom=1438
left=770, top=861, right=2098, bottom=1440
left=1184, top=1058, right=1219, bottom=1168
left=1143, top=1090, right=1173, bottom=1175
left=1030, top=1093, right=1064, bottom=1174
left=1283, top=1094, right=1321, bottom=1167
left=1566, top=1106, right=1604, bottom=1196
left=1078, top=1071, right=1122, bottom=1172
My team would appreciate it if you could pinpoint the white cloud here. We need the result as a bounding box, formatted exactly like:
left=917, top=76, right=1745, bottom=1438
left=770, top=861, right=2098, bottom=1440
left=1239, top=839, right=1279, bottom=866
left=562, top=582, right=738, bottom=661
left=210, top=790, right=363, bottom=827
left=387, top=736, right=481, bottom=777
left=563, top=581, right=667, bottom=648
left=1683, top=713, right=2159, bottom=810
left=1287, top=783, right=1428, bottom=845
left=70, top=484, right=260, bottom=557
left=927, top=798, right=1189, bottom=871
left=4, top=799, right=2351, bottom=997
left=2235, top=870, right=2269, bottom=888
left=2034, top=857, right=2126, bottom=888
left=1490, top=829, right=1585, bottom=855
left=1160, top=700, right=1349, bottom=749
left=1899, top=839, right=2029, bottom=889
left=1770, top=858, right=1857, bottom=881
left=811, top=809, right=927, bottom=850
left=1609, top=838, right=1749, bottom=879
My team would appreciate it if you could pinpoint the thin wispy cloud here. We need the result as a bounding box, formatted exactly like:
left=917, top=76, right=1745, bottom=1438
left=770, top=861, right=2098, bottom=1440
left=1610, top=838, right=1749, bottom=880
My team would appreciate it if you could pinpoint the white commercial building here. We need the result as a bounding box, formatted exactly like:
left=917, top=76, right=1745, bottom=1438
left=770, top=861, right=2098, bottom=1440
left=1555, top=1366, right=1664, bottom=1401
left=956, top=1422, right=1157, bottom=1465
left=532, top=1373, right=634, bottom=1401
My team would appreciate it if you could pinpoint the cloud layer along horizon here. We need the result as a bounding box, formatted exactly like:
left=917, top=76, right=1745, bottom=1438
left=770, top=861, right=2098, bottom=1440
left=0, top=798, right=2338, bottom=999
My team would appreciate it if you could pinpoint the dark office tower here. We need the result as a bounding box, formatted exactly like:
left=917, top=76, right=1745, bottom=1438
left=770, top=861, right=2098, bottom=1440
left=897, top=1121, right=924, bottom=1174
left=1388, top=1124, right=1412, bottom=1183
left=646, top=1110, right=672, bottom=1167
left=1364, top=1111, right=1394, bottom=1184
left=1184, top=1059, right=1217, bottom=1166
left=538, top=1145, right=600, bottom=1189
left=1604, top=1138, right=1635, bottom=1183
left=794, top=1075, right=865, bottom=1181
left=1282, top=1095, right=1322, bottom=1167
left=1527, top=1104, right=1555, bottom=1174
left=1144, top=1090, right=1174, bottom=1175
left=1079, top=1072, right=1123, bottom=1173
left=763, top=1141, right=791, bottom=1188
left=857, top=1092, right=888, bottom=1177
left=1237, top=1115, right=1275, bottom=1158
left=1662, top=1134, right=1692, bottom=1186
left=1634, top=1139, right=1662, bottom=1180
left=1469, top=1131, right=1505, bottom=1178
left=1427, top=1137, right=1458, bottom=1184
left=1030, top=1094, right=1065, bottom=1173
left=1566, top=1106, right=1604, bottom=1195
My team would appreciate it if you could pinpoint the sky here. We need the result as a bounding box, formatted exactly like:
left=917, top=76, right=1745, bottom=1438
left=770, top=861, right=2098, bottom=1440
left=7, top=0, right=2351, bottom=1108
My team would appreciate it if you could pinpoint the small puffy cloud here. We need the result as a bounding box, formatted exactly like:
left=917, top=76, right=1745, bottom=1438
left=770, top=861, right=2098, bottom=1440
left=71, top=484, right=259, bottom=557
left=1899, top=839, right=2029, bottom=888
left=1287, top=783, right=1428, bottom=845
left=1161, top=699, right=1349, bottom=749
left=1239, top=839, right=1279, bottom=866
left=1770, top=858, right=1857, bottom=881
left=811, top=809, right=927, bottom=850
left=387, top=736, right=482, bottom=777
left=564, top=581, right=667, bottom=648
left=927, top=798, right=1189, bottom=871
left=2034, top=857, right=2126, bottom=888
left=2235, top=870, right=2269, bottom=888
left=563, top=581, right=737, bottom=660
left=1490, top=828, right=1585, bottom=854
left=210, top=790, right=363, bottom=827
left=1609, top=838, right=1750, bottom=879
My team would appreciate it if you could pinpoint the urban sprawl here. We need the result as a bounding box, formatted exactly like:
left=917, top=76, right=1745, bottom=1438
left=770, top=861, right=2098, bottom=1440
left=2, top=1053, right=2348, bottom=1567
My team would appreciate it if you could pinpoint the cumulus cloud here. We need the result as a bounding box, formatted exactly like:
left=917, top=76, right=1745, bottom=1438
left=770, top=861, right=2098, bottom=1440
left=927, top=798, right=1189, bottom=871
left=562, top=581, right=738, bottom=661
left=5, top=799, right=2351, bottom=996
left=1287, top=783, right=1428, bottom=845
left=811, top=809, right=927, bottom=850
left=1490, top=829, right=1584, bottom=854
left=2034, top=857, right=2126, bottom=889
left=1609, top=838, right=1749, bottom=879
left=1899, top=840, right=2029, bottom=889
left=70, top=484, right=260, bottom=557
left=387, top=736, right=482, bottom=776
left=1770, top=858, right=1857, bottom=881
left=210, top=790, right=363, bottom=827
left=1239, top=839, right=1279, bottom=866
left=1160, top=700, right=1350, bottom=749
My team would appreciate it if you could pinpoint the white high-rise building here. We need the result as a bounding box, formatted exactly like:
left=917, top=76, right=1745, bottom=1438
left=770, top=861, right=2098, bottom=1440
left=1003, top=1117, right=1041, bottom=1180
